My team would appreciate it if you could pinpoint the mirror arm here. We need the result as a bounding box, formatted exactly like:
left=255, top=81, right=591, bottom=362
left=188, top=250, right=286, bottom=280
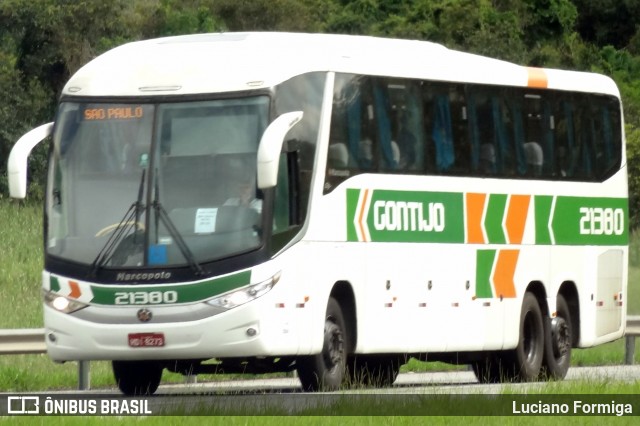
left=257, top=111, right=303, bottom=189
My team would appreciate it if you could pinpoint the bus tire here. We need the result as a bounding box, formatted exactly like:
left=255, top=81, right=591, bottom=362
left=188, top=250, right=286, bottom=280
left=297, top=297, right=348, bottom=391
left=348, top=355, right=401, bottom=388
left=541, top=294, right=572, bottom=380
left=112, top=360, right=163, bottom=395
left=512, top=292, right=545, bottom=381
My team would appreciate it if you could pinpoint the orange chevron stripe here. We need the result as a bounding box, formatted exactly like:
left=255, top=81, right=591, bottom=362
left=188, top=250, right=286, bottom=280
left=466, top=193, right=486, bottom=244
left=493, top=250, right=518, bottom=298
left=527, top=67, right=548, bottom=88
left=358, top=189, right=370, bottom=242
left=505, top=195, right=530, bottom=244
left=68, top=280, right=82, bottom=299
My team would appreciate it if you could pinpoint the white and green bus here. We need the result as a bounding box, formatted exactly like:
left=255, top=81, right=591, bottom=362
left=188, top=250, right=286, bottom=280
left=8, top=33, right=628, bottom=395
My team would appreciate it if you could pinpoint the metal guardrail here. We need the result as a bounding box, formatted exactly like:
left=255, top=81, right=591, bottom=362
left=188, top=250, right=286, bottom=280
left=0, top=328, right=46, bottom=355
left=0, top=328, right=90, bottom=390
left=1, top=317, right=639, bottom=390
left=625, top=315, right=640, bottom=365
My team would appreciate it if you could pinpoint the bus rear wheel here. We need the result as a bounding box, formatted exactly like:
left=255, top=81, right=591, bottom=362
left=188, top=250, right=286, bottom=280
left=297, top=297, right=348, bottom=391
left=541, top=294, right=572, bottom=380
left=473, top=293, right=545, bottom=383
left=512, top=292, right=545, bottom=381
left=112, top=360, right=163, bottom=395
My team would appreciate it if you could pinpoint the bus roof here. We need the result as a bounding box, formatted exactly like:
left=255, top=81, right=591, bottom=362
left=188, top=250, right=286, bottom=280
left=63, top=32, right=620, bottom=98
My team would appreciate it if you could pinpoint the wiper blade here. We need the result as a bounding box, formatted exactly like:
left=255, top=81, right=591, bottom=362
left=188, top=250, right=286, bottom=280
left=152, top=202, right=205, bottom=276
left=89, top=169, right=146, bottom=277
left=152, top=171, right=205, bottom=276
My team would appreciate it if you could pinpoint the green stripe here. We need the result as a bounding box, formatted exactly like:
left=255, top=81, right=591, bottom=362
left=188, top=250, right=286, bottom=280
left=51, top=270, right=251, bottom=306
left=534, top=196, right=553, bottom=244
left=484, top=194, right=507, bottom=244
left=346, top=189, right=628, bottom=246
left=50, top=276, right=61, bottom=292
left=346, top=188, right=360, bottom=242
left=551, top=196, right=629, bottom=245
left=364, top=190, right=465, bottom=243
left=475, top=250, right=495, bottom=299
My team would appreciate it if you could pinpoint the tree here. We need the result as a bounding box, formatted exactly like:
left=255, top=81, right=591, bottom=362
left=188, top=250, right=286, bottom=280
left=572, top=0, right=640, bottom=50
left=212, top=0, right=325, bottom=32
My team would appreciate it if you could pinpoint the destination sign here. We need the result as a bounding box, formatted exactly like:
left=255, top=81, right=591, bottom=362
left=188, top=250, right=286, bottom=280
left=83, top=106, right=144, bottom=121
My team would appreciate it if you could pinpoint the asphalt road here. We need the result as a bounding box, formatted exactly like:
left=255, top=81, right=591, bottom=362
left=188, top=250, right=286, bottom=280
left=152, top=365, right=640, bottom=395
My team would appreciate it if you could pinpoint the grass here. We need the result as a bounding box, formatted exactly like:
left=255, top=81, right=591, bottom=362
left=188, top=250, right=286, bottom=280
left=6, top=417, right=639, bottom=426
left=0, top=200, right=43, bottom=329
left=0, top=199, right=639, bottom=393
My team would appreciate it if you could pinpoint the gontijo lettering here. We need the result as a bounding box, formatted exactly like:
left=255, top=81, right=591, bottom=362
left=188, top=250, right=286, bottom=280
left=374, top=201, right=445, bottom=232
left=347, top=188, right=465, bottom=243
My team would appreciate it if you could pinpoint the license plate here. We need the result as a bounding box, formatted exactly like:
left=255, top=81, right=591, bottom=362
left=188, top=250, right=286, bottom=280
left=128, top=333, right=165, bottom=348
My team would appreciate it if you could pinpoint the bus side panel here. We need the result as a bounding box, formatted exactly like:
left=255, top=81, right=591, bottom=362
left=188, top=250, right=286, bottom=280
left=595, top=249, right=625, bottom=337
left=553, top=245, right=626, bottom=348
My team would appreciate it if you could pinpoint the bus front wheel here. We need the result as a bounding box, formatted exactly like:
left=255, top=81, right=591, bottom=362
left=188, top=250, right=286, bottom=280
left=112, top=360, right=163, bottom=395
left=297, top=297, right=348, bottom=391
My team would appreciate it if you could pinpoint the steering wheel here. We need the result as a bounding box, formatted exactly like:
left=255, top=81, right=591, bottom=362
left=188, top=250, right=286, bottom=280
left=95, top=221, right=145, bottom=237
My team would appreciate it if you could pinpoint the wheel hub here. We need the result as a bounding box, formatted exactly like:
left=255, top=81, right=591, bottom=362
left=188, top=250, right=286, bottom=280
left=323, top=320, right=344, bottom=368
left=551, top=317, right=571, bottom=357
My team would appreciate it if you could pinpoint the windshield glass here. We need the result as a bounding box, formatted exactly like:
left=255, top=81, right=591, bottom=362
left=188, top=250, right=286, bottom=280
left=47, top=97, right=269, bottom=268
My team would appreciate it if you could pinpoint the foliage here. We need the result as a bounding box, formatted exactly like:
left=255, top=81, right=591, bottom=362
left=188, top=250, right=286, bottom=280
left=2, top=0, right=640, bottom=230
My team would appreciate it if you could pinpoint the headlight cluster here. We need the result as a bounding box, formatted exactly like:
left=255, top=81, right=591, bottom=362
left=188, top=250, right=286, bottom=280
left=43, top=289, right=89, bottom=314
left=206, top=272, right=280, bottom=310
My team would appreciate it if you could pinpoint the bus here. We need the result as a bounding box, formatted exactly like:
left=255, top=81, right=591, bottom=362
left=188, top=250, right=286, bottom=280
left=8, top=32, right=628, bottom=395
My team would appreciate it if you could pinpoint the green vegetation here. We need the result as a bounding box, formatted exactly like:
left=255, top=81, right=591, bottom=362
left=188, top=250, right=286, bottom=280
left=4, top=416, right=637, bottom=426
left=2, top=1, right=640, bottom=228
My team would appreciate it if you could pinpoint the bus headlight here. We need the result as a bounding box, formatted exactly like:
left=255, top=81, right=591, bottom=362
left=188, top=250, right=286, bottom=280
left=43, top=290, right=89, bottom=314
left=206, top=272, right=280, bottom=310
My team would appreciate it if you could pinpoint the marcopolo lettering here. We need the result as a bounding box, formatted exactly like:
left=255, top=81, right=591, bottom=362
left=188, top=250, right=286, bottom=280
left=116, top=271, right=172, bottom=282
left=373, top=200, right=445, bottom=232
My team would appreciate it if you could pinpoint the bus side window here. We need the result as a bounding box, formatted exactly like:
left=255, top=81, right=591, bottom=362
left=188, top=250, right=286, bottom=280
left=574, top=104, right=595, bottom=179
left=387, top=79, right=424, bottom=173
left=592, top=100, right=620, bottom=180
left=325, top=74, right=364, bottom=192
left=271, top=150, right=302, bottom=254
left=474, top=94, right=497, bottom=175
left=273, top=151, right=291, bottom=232
left=372, top=80, right=398, bottom=171
left=448, top=86, right=470, bottom=175
left=523, top=142, right=543, bottom=176
left=328, top=142, right=349, bottom=169
left=554, top=100, right=575, bottom=178
left=431, top=94, right=455, bottom=173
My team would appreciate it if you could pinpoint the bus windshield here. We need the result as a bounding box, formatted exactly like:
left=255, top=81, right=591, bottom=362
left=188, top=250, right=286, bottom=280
left=47, top=97, right=270, bottom=269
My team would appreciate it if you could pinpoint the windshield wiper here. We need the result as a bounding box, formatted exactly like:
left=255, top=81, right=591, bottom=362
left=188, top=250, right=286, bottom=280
left=151, top=170, right=205, bottom=276
left=89, top=169, right=146, bottom=277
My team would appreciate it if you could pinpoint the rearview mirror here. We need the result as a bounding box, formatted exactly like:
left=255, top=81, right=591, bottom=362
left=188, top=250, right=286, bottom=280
left=8, top=122, right=54, bottom=198
left=257, top=111, right=303, bottom=189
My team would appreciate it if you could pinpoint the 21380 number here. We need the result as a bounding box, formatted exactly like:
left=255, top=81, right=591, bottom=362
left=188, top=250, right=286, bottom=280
left=114, top=290, right=178, bottom=305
